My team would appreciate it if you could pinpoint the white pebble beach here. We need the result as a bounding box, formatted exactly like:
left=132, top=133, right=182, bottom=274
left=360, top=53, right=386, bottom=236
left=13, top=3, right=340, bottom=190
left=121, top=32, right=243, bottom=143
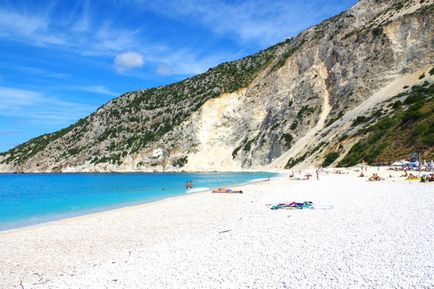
left=1, top=168, right=433, bottom=289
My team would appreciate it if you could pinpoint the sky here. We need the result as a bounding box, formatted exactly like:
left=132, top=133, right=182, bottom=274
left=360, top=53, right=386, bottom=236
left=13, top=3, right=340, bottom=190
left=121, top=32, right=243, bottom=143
left=0, top=0, right=357, bottom=152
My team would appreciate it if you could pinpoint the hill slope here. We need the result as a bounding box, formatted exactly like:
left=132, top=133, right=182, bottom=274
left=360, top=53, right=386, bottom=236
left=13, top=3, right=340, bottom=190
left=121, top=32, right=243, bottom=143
left=0, top=0, right=433, bottom=173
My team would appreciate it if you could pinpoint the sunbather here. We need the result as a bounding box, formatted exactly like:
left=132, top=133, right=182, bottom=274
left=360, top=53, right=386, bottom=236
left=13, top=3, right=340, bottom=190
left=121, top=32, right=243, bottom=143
left=212, top=188, right=243, bottom=194
left=420, top=174, right=434, bottom=182
left=406, top=173, right=419, bottom=180
left=368, top=173, right=383, bottom=181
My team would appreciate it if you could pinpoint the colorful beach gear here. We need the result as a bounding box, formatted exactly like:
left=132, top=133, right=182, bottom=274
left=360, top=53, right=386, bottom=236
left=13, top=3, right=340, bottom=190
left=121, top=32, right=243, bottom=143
left=270, top=201, right=313, bottom=210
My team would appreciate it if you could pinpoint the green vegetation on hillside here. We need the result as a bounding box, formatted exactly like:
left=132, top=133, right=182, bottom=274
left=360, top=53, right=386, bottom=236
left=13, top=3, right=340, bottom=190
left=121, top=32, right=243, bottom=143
left=280, top=134, right=294, bottom=148
left=172, top=156, right=188, bottom=168
left=322, top=152, right=340, bottom=167
left=1, top=40, right=296, bottom=166
left=0, top=118, right=87, bottom=165
left=339, top=82, right=434, bottom=166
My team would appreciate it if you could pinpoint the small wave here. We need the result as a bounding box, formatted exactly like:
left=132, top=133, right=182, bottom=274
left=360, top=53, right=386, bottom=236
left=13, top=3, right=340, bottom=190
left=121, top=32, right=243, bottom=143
left=186, top=187, right=210, bottom=193
left=249, top=178, right=270, bottom=183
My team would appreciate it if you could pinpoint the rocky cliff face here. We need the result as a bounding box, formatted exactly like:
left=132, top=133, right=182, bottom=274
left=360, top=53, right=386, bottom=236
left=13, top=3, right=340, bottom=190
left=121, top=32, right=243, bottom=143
left=1, top=0, right=433, bottom=173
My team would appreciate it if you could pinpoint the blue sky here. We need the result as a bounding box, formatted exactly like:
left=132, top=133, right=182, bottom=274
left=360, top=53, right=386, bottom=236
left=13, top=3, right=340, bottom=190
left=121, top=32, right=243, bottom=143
left=0, top=0, right=357, bottom=152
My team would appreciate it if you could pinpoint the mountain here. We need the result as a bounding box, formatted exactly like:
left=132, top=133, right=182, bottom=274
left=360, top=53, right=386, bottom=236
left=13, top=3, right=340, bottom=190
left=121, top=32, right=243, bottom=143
left=0, top=0, right=433, bottom=173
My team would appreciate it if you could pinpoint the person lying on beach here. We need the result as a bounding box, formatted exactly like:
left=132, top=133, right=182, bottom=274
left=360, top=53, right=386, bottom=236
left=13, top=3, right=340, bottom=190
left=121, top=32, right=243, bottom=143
left=425, top=174, right=434, bottom=182
left=212, top=188, right=243, bottom=194
left=359, top=172, right=365, bottom=177
left=406, top=173, right=419, bottom=180
left=303, top=173, right=312, bottom=180
left=368, top=173, right=384, bottom=181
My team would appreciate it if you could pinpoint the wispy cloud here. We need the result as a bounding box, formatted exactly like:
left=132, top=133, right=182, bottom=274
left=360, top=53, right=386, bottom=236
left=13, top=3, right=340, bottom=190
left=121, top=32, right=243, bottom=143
left=0, top=0, right=356, bottom=77
left=72, top=0, right=91, bottom=32
left=75, top=85, right=119, bottom=96
left=114, top=52, right=144, bottom=73
left=0, top=86, right=94, bottom=124
left=129, top=0, right=355, bottom=46
left=0, top=130, right=21, bottom=136
left=0, top=4, right=141, bottom=55
left=147, top=48, right=240, bottom=75
left=0, top=7, right=66, bottom=46
left=155, top=64, right=173, bottom=76
left=17, top=66, right=70, bottom=79
left=0, top=1, right=260, bottom=76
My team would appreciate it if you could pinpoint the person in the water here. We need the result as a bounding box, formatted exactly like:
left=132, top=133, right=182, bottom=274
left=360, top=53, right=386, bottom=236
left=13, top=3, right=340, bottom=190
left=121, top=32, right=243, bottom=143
left=185, top=181, right=189, bottom=190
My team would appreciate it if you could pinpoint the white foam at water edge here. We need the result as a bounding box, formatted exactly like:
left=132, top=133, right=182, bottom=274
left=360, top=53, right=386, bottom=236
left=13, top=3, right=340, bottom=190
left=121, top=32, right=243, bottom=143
left=249, top=178, right=268, bottom=183
left=186, top=187, right=210, bottom=193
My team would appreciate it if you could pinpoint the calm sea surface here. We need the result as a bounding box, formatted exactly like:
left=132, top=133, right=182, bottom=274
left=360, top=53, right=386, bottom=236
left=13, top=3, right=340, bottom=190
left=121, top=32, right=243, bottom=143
left=0, top=172, right=276, bottom=230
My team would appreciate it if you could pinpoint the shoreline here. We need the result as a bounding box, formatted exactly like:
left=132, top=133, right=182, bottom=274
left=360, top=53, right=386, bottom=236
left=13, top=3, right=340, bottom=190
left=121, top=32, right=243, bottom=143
left=0, top=172, right=282, bottom=233
left=0, top=169, right=285, bottom=174
left=1, top=168, right=433, bottom=288
left=0, top=167, right=429, bottom=233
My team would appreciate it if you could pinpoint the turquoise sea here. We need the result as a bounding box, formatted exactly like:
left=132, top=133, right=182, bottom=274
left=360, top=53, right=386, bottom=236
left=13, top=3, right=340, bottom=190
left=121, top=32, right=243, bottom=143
left=0, top=172, right=276, bottom=230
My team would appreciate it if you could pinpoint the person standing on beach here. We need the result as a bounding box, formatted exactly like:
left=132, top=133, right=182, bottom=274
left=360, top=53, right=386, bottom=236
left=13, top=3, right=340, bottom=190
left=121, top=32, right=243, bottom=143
left=361, top=160, right=367, bottom=171
left=316, top=169, right=320, bottom=180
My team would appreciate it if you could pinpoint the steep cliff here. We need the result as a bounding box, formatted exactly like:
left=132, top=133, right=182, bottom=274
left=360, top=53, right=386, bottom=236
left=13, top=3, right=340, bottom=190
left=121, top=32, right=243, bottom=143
left=0, top=0, right=433, bottom=172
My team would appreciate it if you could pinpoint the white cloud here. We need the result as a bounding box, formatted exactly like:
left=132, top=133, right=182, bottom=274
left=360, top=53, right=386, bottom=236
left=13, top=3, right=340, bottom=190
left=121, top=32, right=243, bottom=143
left=0, top=86, right=94, bottom=124
left=78, top=85, right=119, bottom=96
left=114, top=52, right=145, bottom=73
left=155, top=64, right=173, bottom=76
left=0, top=8, right=66, bottom=46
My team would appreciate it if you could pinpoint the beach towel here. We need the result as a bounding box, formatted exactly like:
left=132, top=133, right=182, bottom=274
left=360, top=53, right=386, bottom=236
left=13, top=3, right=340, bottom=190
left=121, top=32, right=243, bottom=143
left=270, top=201, right=332, bottom=210
left=270, top=201, right=313, bottom=210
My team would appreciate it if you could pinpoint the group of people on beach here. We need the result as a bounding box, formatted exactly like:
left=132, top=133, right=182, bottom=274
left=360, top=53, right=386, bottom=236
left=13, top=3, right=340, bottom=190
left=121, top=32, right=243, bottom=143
left=421, top=174, right=434, bottom=182
left=289, top=169, right=321, bottom=180
left=185, top=181, right=193, bottom=190
left=398, top=169, right=434, bottom=182
left=286, top=161, right=434, bottom=183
